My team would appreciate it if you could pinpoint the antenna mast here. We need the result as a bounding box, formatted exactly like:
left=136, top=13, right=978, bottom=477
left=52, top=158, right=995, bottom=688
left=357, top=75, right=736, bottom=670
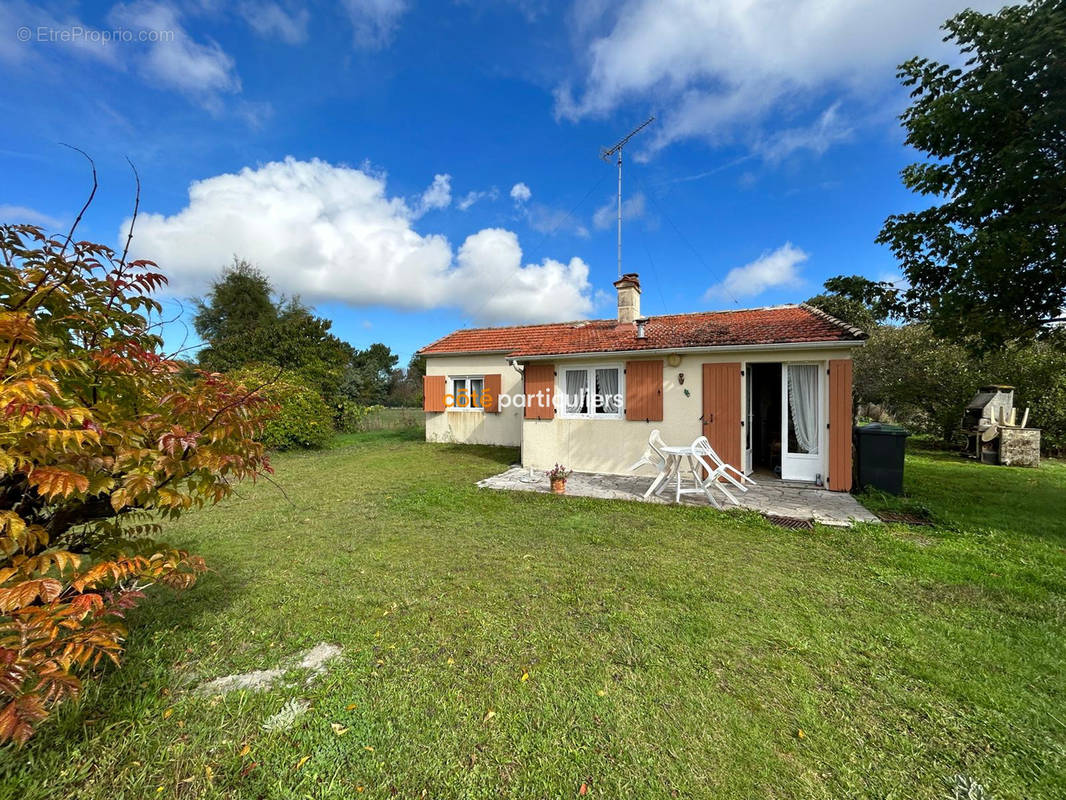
left=601, top=116, right=654, bottom=279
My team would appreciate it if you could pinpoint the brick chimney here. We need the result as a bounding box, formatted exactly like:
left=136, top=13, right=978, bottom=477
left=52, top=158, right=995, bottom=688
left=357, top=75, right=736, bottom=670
left=613, top=273, right=641, bottom=324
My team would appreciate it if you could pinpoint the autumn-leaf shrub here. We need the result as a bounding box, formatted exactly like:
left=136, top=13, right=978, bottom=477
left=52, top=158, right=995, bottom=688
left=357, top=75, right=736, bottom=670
left=0, top=223, right=272, bottom=744
left=231, top=365, right=334, bottom=450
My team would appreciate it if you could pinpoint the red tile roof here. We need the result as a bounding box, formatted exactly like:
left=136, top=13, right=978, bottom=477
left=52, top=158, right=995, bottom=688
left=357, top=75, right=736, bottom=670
left=418, top=304, right=865, bottom=358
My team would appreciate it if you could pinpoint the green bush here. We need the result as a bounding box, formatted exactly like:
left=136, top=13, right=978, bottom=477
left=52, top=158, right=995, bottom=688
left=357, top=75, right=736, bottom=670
left=334, top=400, right=384, bottom=433
left=231, top=365, right=334, bottom=450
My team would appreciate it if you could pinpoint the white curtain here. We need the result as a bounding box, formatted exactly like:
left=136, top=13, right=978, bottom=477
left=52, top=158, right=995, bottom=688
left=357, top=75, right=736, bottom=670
left=788, top=364, right=819, bottom=454
left=469, top=378, right=484, bottom=409
left=565, top=369, right=588, bottom=414
left=596, top=368, right=619, bottom=414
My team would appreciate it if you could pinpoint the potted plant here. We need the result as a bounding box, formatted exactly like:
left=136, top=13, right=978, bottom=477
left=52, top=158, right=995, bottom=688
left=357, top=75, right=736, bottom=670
left=547, top=464, right=571, bottom=494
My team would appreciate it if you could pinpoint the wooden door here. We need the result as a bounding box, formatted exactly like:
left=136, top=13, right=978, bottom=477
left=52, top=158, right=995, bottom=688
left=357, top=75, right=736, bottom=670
left=702, top=362, right=743, bottom=470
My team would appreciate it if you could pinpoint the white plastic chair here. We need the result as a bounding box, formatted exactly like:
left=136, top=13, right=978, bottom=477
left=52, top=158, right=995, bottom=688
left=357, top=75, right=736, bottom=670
left=688, top=436, right=755, bottom=507
left=627, top=429, right=672, bottom=499
left=691, top=436, right=756, bottom=489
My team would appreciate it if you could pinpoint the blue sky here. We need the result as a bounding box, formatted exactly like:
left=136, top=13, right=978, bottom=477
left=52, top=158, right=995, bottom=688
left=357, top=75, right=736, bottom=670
left=0, top=0, right=1005, bottom=366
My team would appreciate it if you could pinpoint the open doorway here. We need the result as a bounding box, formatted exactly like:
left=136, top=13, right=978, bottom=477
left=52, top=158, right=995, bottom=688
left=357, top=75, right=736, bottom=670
left=747, top=362, right=782, bottom=476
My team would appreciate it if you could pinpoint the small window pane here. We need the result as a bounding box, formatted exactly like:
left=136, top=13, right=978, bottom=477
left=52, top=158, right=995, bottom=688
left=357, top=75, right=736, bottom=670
left=595, top=368, right=620, bottom=414
left=564, top=369, right=588, bottom=414
left=469, top=378, right=484, bottom=409
left=452, top=378, right=467, bottom=408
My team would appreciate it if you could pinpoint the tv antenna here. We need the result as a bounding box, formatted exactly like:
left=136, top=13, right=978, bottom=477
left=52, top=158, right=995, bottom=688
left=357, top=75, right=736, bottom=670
left=601, top=116, right=654, bottom=279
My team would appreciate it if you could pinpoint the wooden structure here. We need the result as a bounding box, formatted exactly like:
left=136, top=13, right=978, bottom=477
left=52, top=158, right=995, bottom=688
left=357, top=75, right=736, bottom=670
left=961, top=385, right=1040, bottom=467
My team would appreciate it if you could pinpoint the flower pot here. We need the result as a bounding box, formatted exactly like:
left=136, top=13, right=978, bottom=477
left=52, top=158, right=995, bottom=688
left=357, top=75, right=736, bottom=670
left=550, top=477, right=566, bottom=494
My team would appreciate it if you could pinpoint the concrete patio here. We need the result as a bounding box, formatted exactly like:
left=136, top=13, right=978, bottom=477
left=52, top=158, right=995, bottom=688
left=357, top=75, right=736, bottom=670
left=478, top=467, right=880, bottom=527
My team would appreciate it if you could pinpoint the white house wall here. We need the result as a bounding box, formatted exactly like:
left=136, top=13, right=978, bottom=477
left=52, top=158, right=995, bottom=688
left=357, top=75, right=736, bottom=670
left=520, top=347, right=853, bottom=477
left=424, top=354, right=523, bottom=447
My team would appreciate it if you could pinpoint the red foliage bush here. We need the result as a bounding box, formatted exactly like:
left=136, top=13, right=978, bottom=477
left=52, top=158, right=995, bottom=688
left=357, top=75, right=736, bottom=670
left=0, top=224, right=272, bottom=743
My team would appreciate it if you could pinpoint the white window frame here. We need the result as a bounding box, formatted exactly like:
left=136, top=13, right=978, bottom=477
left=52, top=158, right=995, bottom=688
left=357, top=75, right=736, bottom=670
left=557, top=363, right=625, bottom=420
left=447, top=375, right=486, bottom=412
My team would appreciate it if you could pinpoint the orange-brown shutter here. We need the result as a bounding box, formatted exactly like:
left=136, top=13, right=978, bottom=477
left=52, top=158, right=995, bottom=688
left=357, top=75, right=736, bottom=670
left=523, top=363, right=555, bottom=420
left=701, top=362, right=742, bottom=470
left=483, top=373, right=502, bottom=413
left=625, top=360, right=663, bottom=421
left=423, top=375, right=446, bottom=412
left=827, top=358, right=854, bottom=492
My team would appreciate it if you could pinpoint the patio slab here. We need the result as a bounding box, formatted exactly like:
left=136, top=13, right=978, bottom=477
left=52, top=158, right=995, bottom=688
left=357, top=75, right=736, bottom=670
left=477, top=467, right=880, bottom=527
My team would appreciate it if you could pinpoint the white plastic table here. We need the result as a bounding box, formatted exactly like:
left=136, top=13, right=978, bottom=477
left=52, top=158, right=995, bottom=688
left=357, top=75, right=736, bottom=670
left=654, top=444, right=707, bottom=504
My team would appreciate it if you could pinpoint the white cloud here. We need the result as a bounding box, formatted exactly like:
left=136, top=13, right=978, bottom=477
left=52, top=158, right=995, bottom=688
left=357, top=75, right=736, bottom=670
left=0, top=204, right=64, bottom=229
left=558, top=0, right=1005, bottom=158
left=509, top=182, right=531, bottom=204
left=592, top=191, right=645, bottom=230
left=125, top=157, right=594, bottom=323
left=705, top=242, right=807, bottom=301
left=240, top=1, right=309, bottom=44
left=340, top=0, right=407, bottom=48
left=411, top=173, right=451, bottom=218
left=456, top=187, right=499, bottom=211
left=109, top=1, right=240, bottom=100
left=755, top=103, right=853, bottom=163
left=452, top=228, right=593, bottom=321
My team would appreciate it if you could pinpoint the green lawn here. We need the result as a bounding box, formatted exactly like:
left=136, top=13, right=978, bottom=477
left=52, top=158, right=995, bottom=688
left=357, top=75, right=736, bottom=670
left=3, top=431, right=1064, bottom=799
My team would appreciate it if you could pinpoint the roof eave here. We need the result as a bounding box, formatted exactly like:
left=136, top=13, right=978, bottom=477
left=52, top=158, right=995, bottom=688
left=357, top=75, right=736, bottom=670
left=418, top=348, right=516, bottom=358
left=511, top=339, right=865, bottom=361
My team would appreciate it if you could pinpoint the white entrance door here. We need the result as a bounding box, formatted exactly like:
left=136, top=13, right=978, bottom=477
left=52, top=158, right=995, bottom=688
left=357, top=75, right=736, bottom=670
left=781, top=363, right=822, bottom=482
left=744, top=366, right=753, bottom=475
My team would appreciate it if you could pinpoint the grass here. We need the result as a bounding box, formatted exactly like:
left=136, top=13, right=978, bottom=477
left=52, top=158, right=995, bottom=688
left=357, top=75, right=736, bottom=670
left=3, top=430, right=1064, bottom=799
left=354, top=407, right=425, bottom=432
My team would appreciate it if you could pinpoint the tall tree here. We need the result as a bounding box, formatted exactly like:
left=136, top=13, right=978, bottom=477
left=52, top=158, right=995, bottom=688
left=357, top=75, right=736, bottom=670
left=193, top=261, right=354, bottom=399
left=193, top=258, right=275, bottom=371
left=385, top=355, right=428, bottom=407
left=342, top=343, right=399, bottom=405
left=806, top=275, right=900, bottom=332
left=270, top=298, right=355, bottom=399
left=877, top=0, right=1066, bottom=348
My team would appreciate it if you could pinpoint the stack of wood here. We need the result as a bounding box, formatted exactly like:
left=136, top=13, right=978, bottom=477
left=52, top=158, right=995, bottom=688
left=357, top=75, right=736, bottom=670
left=961, top=385, right=1040, bottom=467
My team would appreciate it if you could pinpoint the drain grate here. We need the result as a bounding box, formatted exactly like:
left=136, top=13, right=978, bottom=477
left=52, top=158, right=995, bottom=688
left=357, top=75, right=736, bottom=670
left=876, top=511, right=933, bottom=526
left=764, top=514, right=814, bottom=530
